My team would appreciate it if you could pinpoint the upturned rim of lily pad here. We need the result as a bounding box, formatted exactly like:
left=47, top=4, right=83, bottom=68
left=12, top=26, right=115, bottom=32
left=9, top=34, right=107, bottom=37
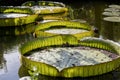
left=22, top=1, right=66, bottom=7
left=0, top=6, right=33, bottom=14
left=0, top=14, right=39, bottom=27
left=21, top=1, right=68, bottom=15
left=0, top=6, right=40, bottom=27
left=34, top=20, right=94, bottom=39
left=19, top=35, right=120, bottom=77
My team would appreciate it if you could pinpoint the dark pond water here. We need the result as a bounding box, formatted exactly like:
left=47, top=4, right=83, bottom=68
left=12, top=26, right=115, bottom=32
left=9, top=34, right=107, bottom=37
left=0, top=1, right=120, bottom=80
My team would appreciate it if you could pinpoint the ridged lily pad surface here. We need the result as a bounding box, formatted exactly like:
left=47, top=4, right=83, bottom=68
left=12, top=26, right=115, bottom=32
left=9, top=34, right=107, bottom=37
left=0, top=6, right=33, bottom=14
left=0, top=6, right=40, bottom=27
left=22, top=1, right=65, bottom=7
left=0, top=3, right=68, bottom=27
left=21, top=1, right=68, bottom=15
left=34, top=21, right=94, bottom=39
left=19, top=35, right=120, bottom=77
left=0, top=14, right=39, bottom=27
left=31, top=6, right=68, bottom=14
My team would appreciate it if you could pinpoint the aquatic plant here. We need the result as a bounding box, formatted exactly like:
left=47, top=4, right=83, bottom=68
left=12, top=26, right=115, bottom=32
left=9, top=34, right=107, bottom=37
left=22, top=1, right=66, bottom=7
left=21, top=1, right=36, bottom=7
left=34, top=20, right=94, bottom=39
left=0, top=6, right=33, bottom=14
left=103, top=17, right=120, bottom=22
left=0, top=14, right=39, bottom=27
left=19, top=35, right=120, bottom=77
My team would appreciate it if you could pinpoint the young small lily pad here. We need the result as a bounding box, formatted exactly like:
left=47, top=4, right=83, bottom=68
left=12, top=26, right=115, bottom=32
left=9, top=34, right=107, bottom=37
left=103, top=17, right=120, bottom=22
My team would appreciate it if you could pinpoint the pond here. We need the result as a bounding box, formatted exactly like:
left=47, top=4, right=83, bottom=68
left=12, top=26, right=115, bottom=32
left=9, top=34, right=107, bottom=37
left=0, top=1, right=120, bottom=80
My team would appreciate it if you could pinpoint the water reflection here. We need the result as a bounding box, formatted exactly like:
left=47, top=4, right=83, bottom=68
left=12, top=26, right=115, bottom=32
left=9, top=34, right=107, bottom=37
left=101, top=20, right=120, bottom=43
left=0, top=23, right=36, bottom=36
left=0, top=53, right=7, bottom=75
left=100, top=4, right=120, bottom=43
left=70, top=1, right=120, bottom=43
left=68, top=1, right=95, bottom=25
left=0, top=33, right=34, bottom=80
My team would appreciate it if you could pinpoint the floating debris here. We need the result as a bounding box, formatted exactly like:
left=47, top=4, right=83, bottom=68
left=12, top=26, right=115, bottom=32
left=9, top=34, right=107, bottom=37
left=27, top=47, right=119, bottom=71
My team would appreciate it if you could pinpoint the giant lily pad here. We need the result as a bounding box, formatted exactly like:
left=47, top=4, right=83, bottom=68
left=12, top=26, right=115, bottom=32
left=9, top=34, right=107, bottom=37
left=21, top=1, right=68, bottom=14
left=21, top=1, right=36, bottom=7
left=19, top=35, right=120, bottom=77
left=37, top=1, right=65, bottom=7
left=22, top=1, right=65, bottom=7
left=34, top=21, right=94, bottom=39
left=0, top=6, right=33, bottom=14
left=0, top=6, right=41, bottom=27
left=0, top=13, right=39, bottom=27
left=21, top=1, right=68, bottom=20
left=31, top=6, right=68, bottom=15
left=18, top=65, right=118, bottom=80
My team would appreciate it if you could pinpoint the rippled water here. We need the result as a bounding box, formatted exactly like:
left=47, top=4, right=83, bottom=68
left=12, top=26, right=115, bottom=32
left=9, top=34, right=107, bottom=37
left=0, top=1, right=120, bottom=80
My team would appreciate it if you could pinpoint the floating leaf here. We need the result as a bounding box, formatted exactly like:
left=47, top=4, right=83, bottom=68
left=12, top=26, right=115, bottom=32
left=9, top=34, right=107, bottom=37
left=19, top=36, right=120, bottom=77
left=0, top=14, right=39, bottom=26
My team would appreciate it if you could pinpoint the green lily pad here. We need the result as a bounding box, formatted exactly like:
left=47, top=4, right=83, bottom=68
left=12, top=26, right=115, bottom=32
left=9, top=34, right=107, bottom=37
left=34, top=21, right=94, bottom=39
left=102, top=12, right=120, bottom=17
left=109, top=4, right=120, bottom=9
left=18, top=65, right=115, bottom=80
left=104, top=8, right=120, bottom=12
left=0, top=6, right=33, bottom=14
left=103, top=17, right=120, bottom=22
left=0, top=14, right=39, bottom=27
left=19, top=36, right=120, bottom=77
